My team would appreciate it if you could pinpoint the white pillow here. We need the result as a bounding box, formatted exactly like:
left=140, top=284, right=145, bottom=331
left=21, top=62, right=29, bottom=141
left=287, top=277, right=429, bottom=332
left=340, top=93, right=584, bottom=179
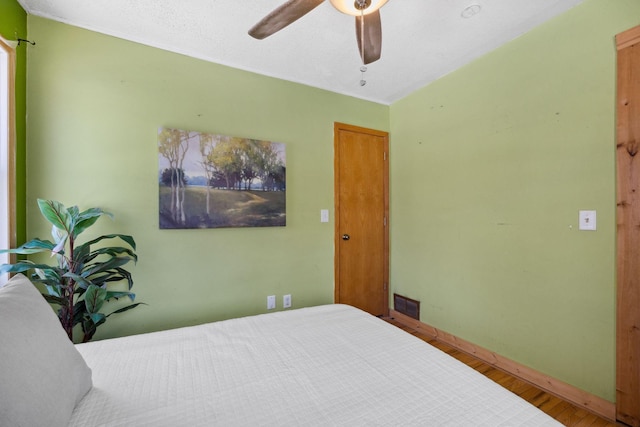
left=0, top=273, right=92, bottom=427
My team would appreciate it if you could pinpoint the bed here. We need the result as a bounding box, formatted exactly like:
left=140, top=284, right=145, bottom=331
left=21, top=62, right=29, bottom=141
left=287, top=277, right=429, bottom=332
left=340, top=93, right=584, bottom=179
left=1, top=274, right=562, bottom=426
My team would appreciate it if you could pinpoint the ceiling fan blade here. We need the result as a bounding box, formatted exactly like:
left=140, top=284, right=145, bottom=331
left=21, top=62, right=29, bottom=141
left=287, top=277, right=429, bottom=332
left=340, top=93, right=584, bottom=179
left=249, top=0, right=325, bottom=40
left=355, top=10, right=382, bottom=65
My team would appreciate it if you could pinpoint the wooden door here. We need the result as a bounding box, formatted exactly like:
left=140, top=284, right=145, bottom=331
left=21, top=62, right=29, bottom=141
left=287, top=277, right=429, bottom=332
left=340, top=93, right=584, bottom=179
left=616, top=25, right=640, bottom=427
left=334, top=122, right=389, bottom=317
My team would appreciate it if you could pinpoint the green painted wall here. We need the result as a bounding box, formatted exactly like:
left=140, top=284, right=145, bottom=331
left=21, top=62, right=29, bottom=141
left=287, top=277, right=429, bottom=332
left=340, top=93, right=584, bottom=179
left=390, top=0, right=640, bottom=402
left=25, top=16, right=388, bottom=339
left=0, top=0, right=27, bottom=245
left=20, top=0, right=637, bottom=404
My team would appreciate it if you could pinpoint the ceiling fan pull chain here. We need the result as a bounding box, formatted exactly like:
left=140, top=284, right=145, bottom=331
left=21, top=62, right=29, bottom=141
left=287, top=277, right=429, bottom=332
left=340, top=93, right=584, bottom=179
left=359, top=7, right=367, bottom=86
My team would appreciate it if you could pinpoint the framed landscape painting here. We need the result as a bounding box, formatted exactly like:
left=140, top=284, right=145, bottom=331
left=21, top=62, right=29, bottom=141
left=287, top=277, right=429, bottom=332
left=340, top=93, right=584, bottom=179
left=158, top=128, right=286, bottom=229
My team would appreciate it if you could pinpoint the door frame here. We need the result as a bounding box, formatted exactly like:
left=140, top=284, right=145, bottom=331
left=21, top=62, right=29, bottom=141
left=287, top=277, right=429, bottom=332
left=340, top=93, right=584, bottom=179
left=333, top=122, right=389, bottom=315
left=616, top=24, right=640, bottom=427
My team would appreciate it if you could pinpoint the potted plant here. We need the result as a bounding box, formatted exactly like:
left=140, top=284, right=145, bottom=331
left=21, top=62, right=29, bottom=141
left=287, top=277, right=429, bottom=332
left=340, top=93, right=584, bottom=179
left=0, top=199, right=141, bottom=342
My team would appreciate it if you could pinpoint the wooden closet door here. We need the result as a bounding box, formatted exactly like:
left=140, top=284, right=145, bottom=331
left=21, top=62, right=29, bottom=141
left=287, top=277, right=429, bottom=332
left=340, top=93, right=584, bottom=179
left=616, top=25, right=640, bottom=427
left=334, top=122, right=389, bottom=317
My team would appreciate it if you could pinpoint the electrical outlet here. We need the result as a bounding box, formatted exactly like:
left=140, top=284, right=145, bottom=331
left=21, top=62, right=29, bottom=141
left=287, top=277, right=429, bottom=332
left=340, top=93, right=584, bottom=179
left=267, top=295, right=276, bottom=310
left=283, top=294, right=292, bottom=308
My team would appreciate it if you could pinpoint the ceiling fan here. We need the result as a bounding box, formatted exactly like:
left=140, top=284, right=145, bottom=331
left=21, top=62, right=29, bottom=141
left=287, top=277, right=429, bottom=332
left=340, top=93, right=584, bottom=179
left=248, top=0, right=389, bottom=65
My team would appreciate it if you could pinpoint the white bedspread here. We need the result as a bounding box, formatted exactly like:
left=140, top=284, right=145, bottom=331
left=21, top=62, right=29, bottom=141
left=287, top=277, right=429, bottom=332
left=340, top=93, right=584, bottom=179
left=71, top=304, right=561, bottom=426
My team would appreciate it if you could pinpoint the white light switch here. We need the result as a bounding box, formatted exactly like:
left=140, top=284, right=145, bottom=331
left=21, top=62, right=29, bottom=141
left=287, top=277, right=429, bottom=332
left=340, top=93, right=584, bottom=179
left=320, top=209, right=329, bottom=223
left=579, top=210, right=596, bottom=231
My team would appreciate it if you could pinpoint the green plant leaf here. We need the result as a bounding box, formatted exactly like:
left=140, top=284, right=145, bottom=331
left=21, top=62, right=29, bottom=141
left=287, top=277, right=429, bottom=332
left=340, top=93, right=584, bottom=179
left=81, top=313, right=107, bottom=343
left=89, top=312, right=106, bottom=324
left=73, top=207, right=111, bottom=239
left=106, top=302, right=145, bottom=317
left=0, top=261, right=58, bottom=274
left=0, top=238, right=56, bottom=255
left=44, top=284, right=63, bottom=297
left=37, top=279, right=65, bottom=291
left=42, top=294, right=67, bottom=306
left=38, top=199, right=73, bottom=234
left=82, top=257, right=135, bottom=278
left=112, top=267, right=134, bottom=289
left=105, top=291, right=135, bottom=301
left=87, top=246, right=137, bottom=262
left=81, top=234, right=136, bottom=252
left=67, top=205, right=79, bottom=218
left=64, top=272, right=93, bottom=290
left=82, top=273, right=127, bottom=289
left=51, top=235, right=67, bottom=255
left=35, top=266, right=63, bottom=279
left=81, top=272, right=111, bottom=286
left=3, top=199, right=142, bottom=343
left=76, top=247, right=137, bottom=271
left=50, top=225, right=68, bottom=249
left=71, top=249, right=89, bottom=274
left=84, top=284, right=107, bottom=314
left=73, top=300, right=87, bottom=327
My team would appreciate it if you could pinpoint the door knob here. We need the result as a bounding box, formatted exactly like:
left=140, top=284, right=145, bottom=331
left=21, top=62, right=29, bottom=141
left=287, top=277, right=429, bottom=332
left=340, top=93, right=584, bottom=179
left=342, top=234, right=350, bottom=240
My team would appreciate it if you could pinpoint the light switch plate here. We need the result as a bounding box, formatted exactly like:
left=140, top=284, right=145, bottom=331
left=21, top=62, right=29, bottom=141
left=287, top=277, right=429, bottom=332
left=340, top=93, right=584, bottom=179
left=320, top=209, right=329, bottom=223
left=579, top=210, right=596, bottom=231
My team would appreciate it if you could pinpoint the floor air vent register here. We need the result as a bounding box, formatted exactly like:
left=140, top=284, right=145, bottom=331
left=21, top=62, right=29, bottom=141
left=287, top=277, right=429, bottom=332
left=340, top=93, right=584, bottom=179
left=393, top=293, right=420, bottom=320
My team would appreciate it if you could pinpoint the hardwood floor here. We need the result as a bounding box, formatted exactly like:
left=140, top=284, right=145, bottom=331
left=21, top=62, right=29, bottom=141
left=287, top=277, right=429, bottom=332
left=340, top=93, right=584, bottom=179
left=384, top=318, right=621, bottom=427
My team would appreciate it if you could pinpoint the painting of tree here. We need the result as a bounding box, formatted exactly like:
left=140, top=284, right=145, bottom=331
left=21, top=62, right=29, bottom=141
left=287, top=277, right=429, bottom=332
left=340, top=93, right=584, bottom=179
left=158, top=128, right=286, bottom=229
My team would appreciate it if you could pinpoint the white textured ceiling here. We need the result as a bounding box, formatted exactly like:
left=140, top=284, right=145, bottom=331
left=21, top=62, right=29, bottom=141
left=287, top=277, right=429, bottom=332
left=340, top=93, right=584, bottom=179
left=17, top=0, right=583, bottom=105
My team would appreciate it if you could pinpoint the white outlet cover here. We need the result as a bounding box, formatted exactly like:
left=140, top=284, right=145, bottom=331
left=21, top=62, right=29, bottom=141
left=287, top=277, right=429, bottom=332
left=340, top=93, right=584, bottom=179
left=579, top=210, right=596, bottom=231
left=267, top=295, right=276, bottom=310
left=283, top=294, right=291, bottom=308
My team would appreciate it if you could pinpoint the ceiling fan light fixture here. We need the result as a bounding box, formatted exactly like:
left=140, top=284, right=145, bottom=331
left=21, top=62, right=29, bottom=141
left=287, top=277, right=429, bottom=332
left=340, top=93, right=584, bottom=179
left=329, top=0, right=388, bottom=16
